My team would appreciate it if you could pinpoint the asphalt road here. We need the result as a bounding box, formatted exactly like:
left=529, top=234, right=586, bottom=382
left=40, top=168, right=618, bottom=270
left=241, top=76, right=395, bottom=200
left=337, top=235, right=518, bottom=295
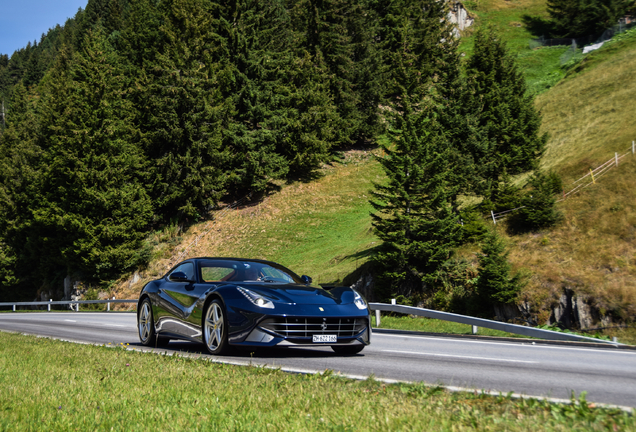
left=1, top=312, right=635, bottom=408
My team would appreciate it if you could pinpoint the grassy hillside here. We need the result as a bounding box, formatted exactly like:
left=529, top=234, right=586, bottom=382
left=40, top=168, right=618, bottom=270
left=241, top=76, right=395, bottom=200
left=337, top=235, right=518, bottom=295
left=509, top=28, right=636, bottom=322
left=538, top=29, right=636, bottom=176
left=114, top=3, right=636, bottom=331
left=117, top=150, right=383, bottom=299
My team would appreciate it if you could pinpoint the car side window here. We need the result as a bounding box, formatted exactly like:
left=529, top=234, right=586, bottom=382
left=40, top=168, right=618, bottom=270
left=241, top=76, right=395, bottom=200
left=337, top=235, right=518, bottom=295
left=170, top=262, right=195, bottom=281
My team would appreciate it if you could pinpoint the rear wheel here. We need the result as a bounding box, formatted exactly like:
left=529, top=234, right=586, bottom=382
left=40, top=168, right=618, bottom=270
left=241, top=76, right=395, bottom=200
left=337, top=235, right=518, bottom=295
left=203, top=299, right=229, bottom=355
left=138, top=298, right=170, bottom=348
left=331, top=344, right=365, bottom=355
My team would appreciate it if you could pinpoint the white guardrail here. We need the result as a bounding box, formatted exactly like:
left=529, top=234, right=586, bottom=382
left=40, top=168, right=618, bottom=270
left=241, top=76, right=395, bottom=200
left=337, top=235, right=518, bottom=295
left=370, top=302, right=622, bottom=346
left=0, top=300, right=137, bottom=312
left=1, top=299, right=620, bottom=345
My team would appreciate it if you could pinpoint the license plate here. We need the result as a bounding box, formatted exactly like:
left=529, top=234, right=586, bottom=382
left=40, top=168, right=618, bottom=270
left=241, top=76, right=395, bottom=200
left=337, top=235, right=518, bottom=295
left=313, top=334, right=337, bottom=343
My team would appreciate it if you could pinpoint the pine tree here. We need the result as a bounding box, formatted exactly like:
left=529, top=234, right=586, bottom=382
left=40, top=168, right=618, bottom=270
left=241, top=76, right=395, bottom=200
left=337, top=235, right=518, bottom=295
left=476, top=230, right=524, bottom=310
left=193, top=0, right=343, bottom=194
left=547, top=0, right=635, bottom=38
left=0, top=241, right=17, bottom=301
left=271, top=49, right=339, bottom=180
left=23, top=43, right=45, bottom=88
left=139, top=0, right=231, bottom=219
left=371, top=98, right=460, bottom=301
left=428, top=17, right=487, bottom=209
left=370, top=20, right=461, bottom=299
left=372, top=0, right=459, bottom=103
left=10, top=29, right=153, bottom=282
left=480, top=170, right=523, bottom=213
left=117, top=0, right=163, bottom=68
left=371, top=0, right=481, bottom=210
left=369, top=0, right=463, bottom=301
left=512, top=172, right=563, bottom=232
left=289, top=0, right=381, bottom=145
left=466, top=26, right=547, bottom=202
left=220, top=0, right=336, bottom=191
left=0, top=82, right=42, bottom=292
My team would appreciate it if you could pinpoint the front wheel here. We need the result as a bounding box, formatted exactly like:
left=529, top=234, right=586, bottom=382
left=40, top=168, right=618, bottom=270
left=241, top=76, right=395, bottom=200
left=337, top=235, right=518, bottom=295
left=331, top=344, right=365, bottom=355
left=203, top=299, right=230, bottom=355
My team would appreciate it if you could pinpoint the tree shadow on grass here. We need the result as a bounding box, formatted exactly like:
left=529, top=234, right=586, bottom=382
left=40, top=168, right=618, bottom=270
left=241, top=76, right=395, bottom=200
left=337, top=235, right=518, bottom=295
left=521, top=14, right=556, bottom=38
left=342, top=245, right=381, bottom=262
left=314, top=246, right=381, bottom=287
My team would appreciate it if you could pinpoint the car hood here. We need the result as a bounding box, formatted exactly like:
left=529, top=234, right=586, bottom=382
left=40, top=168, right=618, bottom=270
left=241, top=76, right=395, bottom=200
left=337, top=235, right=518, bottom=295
left=237, top=283, right=356, bottom=306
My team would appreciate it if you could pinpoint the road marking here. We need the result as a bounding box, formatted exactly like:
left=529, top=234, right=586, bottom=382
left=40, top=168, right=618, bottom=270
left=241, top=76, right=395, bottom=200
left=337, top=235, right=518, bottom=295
left=104, top=324, right=125, bottom=327
left=374, top=333, right=636, bottom=356
left=64, top=320, right=77, bottom=323
left=383, top=349, right=538, bottom=363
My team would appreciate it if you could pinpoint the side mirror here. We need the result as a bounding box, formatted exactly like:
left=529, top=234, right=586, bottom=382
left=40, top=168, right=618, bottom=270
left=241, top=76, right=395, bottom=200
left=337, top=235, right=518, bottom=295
left=169, top=271, right=192, bottom=283
left=301, top=275, right=312, bottom=285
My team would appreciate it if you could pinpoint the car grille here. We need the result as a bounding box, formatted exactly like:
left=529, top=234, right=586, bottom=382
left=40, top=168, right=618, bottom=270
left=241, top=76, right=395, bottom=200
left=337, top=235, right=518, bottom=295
left=259, top=317, right=367, bottom=339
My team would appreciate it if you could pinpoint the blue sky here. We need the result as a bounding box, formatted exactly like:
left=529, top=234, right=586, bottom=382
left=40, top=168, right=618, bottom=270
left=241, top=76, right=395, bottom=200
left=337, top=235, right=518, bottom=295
left=0, top=0, right=88, bottom=56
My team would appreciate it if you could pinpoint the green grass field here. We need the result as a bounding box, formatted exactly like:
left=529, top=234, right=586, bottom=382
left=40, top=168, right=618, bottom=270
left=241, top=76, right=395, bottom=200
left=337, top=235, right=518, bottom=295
left=373, top=315, right=530, bottom=337
left=0, top=332, right=632, bottom=431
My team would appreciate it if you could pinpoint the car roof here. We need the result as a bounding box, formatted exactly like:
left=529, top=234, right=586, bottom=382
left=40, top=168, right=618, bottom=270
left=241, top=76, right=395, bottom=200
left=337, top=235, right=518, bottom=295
left=164, top=257, right=282, bottom=277
left=190, top=257, right=279, bottom=265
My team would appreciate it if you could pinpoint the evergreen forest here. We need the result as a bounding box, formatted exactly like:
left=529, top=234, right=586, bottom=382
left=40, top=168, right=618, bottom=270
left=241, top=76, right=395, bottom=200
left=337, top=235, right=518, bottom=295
left=0, top=0, right=549, bottom=305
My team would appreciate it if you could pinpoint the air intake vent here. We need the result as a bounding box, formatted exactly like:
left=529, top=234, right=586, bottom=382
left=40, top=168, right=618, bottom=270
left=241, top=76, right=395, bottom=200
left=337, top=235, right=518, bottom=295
left=259, top=317, right=367, bottom=339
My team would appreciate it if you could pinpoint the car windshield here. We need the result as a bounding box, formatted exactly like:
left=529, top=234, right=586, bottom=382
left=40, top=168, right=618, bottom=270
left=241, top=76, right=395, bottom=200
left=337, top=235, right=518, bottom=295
left=199, top=260, right=303, bottom=284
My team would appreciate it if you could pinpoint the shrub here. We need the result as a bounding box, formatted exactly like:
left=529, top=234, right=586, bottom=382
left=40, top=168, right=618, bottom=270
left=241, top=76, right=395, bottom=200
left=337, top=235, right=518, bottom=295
left=510, top=172, right=563, bottom=232
left=458, top=208, right=489, bottom=244
left=475, top=230, right=525, bottom=313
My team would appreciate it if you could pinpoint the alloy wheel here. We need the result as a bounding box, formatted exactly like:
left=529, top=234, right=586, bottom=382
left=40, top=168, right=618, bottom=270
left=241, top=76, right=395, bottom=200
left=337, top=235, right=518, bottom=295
left=204, top=302, right=225, bottom=353
left=138, top=301, right=152, bottom=343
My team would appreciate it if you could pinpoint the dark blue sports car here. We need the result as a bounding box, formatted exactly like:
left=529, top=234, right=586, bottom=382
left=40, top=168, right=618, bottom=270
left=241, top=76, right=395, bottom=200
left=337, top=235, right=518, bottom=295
left=137, top=258, right=371, bottom=355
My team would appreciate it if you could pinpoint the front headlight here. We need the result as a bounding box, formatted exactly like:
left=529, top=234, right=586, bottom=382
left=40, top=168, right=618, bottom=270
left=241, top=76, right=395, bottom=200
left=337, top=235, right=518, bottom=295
left=353, top=290, right=367, bottom=310
left=237, top=287, right=275, bottom=309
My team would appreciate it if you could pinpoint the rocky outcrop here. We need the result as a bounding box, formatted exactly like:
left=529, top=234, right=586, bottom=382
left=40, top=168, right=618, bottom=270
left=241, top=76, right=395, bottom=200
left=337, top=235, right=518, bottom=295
left=128, top=271, right=142, bottom=288
left=493, top=303, right=521, bottom=322
left=448, top=1, right=474, bottom=36
left=547, top=288, right=611, bottom=329
left=573, top=295, right=595, bottom=329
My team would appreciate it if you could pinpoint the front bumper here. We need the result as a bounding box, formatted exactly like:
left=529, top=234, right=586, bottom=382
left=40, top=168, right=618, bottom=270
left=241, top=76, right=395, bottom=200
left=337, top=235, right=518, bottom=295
left=233, top=315, right=371, bottom=348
